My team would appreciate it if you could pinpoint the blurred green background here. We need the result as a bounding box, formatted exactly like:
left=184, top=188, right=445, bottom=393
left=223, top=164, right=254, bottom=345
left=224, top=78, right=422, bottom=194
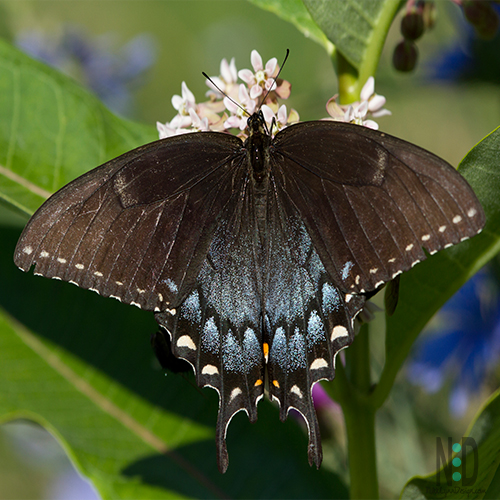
left=1, top=0, right=498, bottom=166
left=0, top=1, right=499, bottom=499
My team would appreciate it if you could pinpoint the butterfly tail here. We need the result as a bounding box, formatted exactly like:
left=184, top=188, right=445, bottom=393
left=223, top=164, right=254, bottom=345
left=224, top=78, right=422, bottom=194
left=306, top=408, right=323, bottom=469
left=215, top=384, right=260, bottom=473
left=216, top=422, right=230, bottom=473
left=285, top=388, right=324, bottom=468
left=157, top=297, right=265, bottom=474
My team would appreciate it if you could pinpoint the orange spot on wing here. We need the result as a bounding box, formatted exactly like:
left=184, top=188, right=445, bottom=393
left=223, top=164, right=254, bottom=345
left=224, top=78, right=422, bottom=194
left=263, top=342, right=269, bottom=361
left=272, top=380, right=280, bottom=388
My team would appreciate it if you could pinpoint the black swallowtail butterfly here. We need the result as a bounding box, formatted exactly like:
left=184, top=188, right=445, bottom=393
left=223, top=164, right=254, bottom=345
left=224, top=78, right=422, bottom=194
left=14, top=108, right=485, bottom=473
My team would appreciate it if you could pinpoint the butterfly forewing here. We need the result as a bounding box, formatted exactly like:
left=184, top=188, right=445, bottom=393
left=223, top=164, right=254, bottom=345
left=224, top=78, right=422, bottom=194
left=15, top=133, right=244, bottom=311
left=272, top=121, right=485, bottom=294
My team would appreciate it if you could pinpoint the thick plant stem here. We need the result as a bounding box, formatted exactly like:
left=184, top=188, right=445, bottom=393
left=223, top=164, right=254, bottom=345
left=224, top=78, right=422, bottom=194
left=343, top=393, right=378, bottom=500
left=331, top=325, right=379, bottom=499
left=336, top=52, right=359, bottom=104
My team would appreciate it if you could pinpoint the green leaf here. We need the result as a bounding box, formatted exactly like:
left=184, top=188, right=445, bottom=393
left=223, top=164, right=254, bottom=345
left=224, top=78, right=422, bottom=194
left=302, top=0, right=403, bottom=86
left=0, top=38, right=155, bottom=218
left=0, top=40, right=349, bottom=497
left=247, top=0, right=334, bottom=54
left=401, top=388, right=500, bottom=499
left=248, top=0, right=403, bottom=97
left=373, top=126, right=500, bottom=408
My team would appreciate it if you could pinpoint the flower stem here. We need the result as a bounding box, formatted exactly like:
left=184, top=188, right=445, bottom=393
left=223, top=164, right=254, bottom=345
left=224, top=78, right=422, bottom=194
left=344, top=399, right=378, bottom=499
left=346, top=324, right=378, bottom=499
left=336, top=52, right=359, bottom=104
left=330, top=324, right=379, bottom=499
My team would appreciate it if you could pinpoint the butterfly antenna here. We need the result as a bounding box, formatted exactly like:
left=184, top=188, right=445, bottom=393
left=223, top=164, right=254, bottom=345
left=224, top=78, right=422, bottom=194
left=203, top=49, right=290, bottom=118
left=202, top=72, right=250, bottom=117
left=260, top=48, right=289, bottom=108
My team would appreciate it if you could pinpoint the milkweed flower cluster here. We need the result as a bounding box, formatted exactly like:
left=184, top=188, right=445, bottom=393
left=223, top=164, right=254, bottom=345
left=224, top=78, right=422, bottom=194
left=156, top=50, right=295, bottom=139
left=325, top=77, right=391, bottom=130
left=157, top=50, right=390, bottom=140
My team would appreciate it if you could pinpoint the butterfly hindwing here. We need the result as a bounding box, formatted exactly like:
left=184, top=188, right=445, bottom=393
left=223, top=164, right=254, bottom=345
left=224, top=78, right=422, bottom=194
left=156, top=172, right=266, bottom=472
left=264, top=178, right=364, bottom=468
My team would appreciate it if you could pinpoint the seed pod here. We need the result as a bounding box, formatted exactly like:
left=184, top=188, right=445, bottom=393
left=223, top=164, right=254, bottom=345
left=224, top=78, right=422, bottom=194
left=393, top=39, right=418, bottom=72
left=401, top=12, right=425, bottom=41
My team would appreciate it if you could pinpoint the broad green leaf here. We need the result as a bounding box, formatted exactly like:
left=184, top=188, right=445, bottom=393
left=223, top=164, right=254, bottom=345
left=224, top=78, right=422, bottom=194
left=373, top=127, right=500, bottom=408
left=0, top=40, right=349, bottom=498
left=401, top=388, right=500, bottom=499
left=247, top=0, right=334, bottom=54
left=303, top=0, right=403, bottom=84
left=0, top=38, right=155, bottom=218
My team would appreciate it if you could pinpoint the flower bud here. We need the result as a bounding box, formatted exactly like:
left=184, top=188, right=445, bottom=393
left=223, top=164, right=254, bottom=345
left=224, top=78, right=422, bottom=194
left=401, top=12, right=425, bottom=40
left=393, top=39, right=418, bottom=72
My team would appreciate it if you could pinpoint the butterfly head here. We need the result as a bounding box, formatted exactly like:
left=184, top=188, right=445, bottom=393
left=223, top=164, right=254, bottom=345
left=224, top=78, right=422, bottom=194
left=246, top=110, right=268, bottom=136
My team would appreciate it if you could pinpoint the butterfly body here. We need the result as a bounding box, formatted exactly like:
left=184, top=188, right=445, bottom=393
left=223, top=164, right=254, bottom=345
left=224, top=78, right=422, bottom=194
left=246, top=111, right=272, bottom=183
left=14, top=112, right=484, bottom=473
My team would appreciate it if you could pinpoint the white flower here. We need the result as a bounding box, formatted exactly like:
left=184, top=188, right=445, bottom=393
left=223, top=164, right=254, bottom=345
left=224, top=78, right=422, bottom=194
left=223, top=84, right=257, bottom=130
left=171, top=81, right=196, bottom=117
left=205, top=57, right=238, bottom=98
left=359, top=76, right=391, bottom=118
left=238, top=50, right=278, bottom=99
left=187, top=108, right=209, bottom=132
left=157, top=115, right=192, bottom=138
left=326, top=77, right=391, bottom=129
left=157, top=121, right=176, bottom=139
left=261, top=104, right=293, bottom=136
left=344, top=101, right=379, bottom=130
left=360, top=76, right=375, bottom=102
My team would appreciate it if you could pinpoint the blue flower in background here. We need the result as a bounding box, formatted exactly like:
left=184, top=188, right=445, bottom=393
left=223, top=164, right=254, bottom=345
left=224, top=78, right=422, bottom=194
left=407, top=269, right=500, bottom=416
left=16, top=27, right=156, bottom=116
left=428, top=3, right=500, bottom=85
